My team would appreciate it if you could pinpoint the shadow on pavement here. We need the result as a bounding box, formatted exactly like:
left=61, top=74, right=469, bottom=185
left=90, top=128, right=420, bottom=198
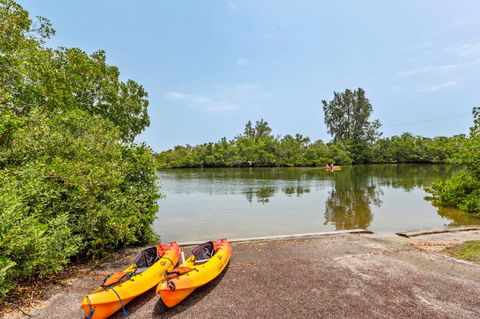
left=110, top=286, right=158, bottom=319
left=152, top=264, right=230, bottom=318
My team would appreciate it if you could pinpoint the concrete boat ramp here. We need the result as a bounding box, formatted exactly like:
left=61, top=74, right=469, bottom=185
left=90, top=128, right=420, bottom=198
left=3, top=228, right=480, bottom=319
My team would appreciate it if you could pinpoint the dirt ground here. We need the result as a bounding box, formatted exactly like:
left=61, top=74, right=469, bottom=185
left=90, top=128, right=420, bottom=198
left=3, top=231, right=480, bottom=319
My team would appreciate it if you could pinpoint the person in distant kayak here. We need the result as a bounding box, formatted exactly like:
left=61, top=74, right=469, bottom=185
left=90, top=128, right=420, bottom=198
left=330, top=163, right=334, bottom=170
left=325, top=163, right=330, bottom=170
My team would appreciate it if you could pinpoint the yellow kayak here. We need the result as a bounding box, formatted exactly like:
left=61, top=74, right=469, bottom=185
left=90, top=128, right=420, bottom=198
left=156, top=239, right=231, bottom=307
left=81, top=242, right=180, bottom=319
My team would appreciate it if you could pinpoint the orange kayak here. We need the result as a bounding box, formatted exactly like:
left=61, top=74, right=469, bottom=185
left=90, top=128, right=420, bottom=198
left=156, top=239, right=231, bottom=307
left=81, top=242, right=180, bottom=319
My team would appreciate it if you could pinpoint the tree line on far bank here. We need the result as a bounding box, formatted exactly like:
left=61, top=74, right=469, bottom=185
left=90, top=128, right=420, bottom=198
left=156, top=90, right=480, bottom=214
left=156, top=124, right=468, bottom=168
left=156, top=88, right=469, bottom=168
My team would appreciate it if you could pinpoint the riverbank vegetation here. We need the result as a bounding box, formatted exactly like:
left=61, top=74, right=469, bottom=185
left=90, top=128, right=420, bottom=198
left=156, top=89, right=470, bottom=168
left=0, top=1, right=159, bottom=299
left=426, top=107, right=480, bottom=213
left=156, top=121, right=468, bottom=168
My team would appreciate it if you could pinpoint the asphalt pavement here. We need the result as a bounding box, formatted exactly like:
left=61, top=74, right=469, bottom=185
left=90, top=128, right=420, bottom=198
left=4, top=232, right=480, bottom=319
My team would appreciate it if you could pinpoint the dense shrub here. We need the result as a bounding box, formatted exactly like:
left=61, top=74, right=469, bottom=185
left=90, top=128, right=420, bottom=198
left=426, top=128, right=480, bottom=213
left=426, top=172, right=480, bottom=212
left=0, top=109, right=160, bottom=298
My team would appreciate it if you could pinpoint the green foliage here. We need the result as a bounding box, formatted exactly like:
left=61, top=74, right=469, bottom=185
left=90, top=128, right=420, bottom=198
left=470, top=106, right=480, bottom=136
left=0, top=109, right=160, bottom=298
left=156, top=120, right=468, bottom=169
left=367, top=133, right=467, bottom=164
left=0, top=1, right=159, bottom=300
left=322, top=88, right=381, bottom=143
left=0, top=258, right=16, bottom=299
left=426, top=108, right=480, bottom=213
left=0, top=0, right=149, bottom=142
left=157, top=119, right=347, bottom=168
left=454, top=134, right=480, bottom=174
left=321, top=88, right=381, bottom=163
left=426, top=172, right=480, bottom=212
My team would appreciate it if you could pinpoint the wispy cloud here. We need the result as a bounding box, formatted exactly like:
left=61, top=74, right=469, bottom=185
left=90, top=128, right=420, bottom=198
left=416, top=81, right=457, bottom=92
left=398, top=64, right=462, bottom=77
left=236, top=57, right=250, bottom=67
left=449, top=38, right=480, bottom=58
left=397, top=37, right=480, bottom=81
left=165, top=91, right=188, bottom=100
left=164, top=84, right=272, bottom=113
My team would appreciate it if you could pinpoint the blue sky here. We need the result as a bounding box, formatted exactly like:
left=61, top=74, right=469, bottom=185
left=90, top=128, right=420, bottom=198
left=19, top=0, right=480, bottom=151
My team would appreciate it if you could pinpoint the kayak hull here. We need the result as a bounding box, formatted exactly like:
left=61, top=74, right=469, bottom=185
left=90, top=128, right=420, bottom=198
left=160, top=287, right=196, bottom=308
left=81, top=242, right=180, bottom=319
left=157, top=239, right=231, bottom=308
left=81, top=298, right=134, bottom=319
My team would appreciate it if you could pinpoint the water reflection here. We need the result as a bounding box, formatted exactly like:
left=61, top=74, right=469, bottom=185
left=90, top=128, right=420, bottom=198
left=324, top=169, right=383, bottom=230
left=156, top=165, right=480, bottom=241
left=243, top=185, right=312, bottom=204
left=436, top=205, right=480, bottom=226
left=245, top=186, right=276, bottom=204
left=353, top=164, right=456, bottom=191
left=284, top=186, right=310, bottom=197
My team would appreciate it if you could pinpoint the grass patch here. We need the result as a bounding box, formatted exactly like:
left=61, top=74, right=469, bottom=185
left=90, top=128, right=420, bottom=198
left=443, top=240, right=480, bottom=263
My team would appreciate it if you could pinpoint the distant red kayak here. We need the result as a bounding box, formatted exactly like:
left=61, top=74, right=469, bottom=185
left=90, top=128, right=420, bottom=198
left=324, top=166, right=341, bottom=171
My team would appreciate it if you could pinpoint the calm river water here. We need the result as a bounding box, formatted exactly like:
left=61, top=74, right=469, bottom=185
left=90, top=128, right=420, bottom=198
left=153, top=165, right=480, bottom=242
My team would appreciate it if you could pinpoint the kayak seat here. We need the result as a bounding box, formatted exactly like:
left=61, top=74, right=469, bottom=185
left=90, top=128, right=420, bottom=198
left=192, top=241, right=215, bottom=264
left=134, top=246, right=159, bottom=268
left=101, top=247, right=159, bottom=288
